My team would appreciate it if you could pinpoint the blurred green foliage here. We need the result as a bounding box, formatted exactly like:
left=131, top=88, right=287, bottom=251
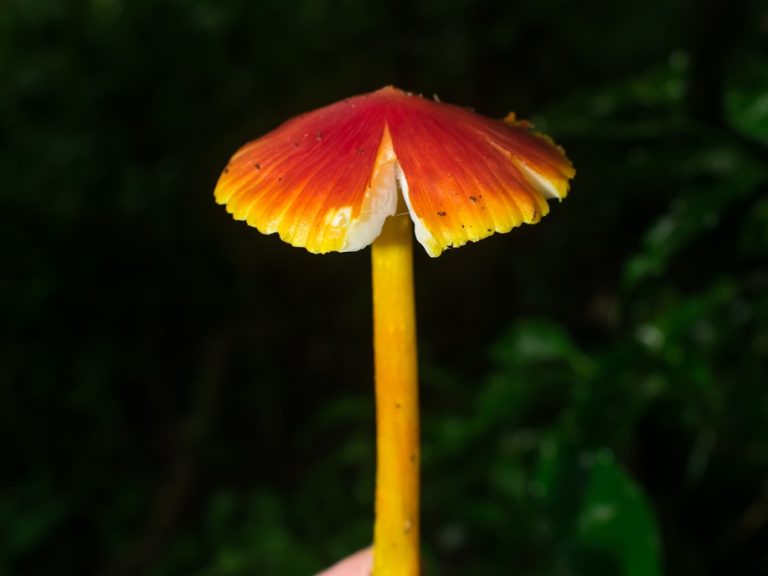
left=2, top=0, right=767, bottom=575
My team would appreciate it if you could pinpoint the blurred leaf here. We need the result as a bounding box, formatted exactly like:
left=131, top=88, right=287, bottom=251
left=537, top=54, right=689, bottom=138
left=575, top=452, right=662, bottom=576
left=491, top=319, right=591, bottom=373
left=725, top=38, right=768, bottom=144
left=623, top=140, right=766, bottom=289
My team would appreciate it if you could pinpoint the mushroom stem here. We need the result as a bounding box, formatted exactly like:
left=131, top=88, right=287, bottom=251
left=371, top=209, right=420, bottom=576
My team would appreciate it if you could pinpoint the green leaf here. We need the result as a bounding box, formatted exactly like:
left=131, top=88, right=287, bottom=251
left=490, top=319, right=592, bottom=374
left=725, top=47, right=768, bottom=145
left=575, top=452, right=663, bottom=576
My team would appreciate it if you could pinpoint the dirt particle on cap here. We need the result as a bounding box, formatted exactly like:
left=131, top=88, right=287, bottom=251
left=437, top=211, right=446, bottom=217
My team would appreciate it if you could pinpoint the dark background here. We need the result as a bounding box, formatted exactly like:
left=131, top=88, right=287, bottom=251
left=2, top=0, right=768, bottom=574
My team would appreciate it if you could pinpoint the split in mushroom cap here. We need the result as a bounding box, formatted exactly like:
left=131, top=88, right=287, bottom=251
left=215, top=86, right=575, bottom=257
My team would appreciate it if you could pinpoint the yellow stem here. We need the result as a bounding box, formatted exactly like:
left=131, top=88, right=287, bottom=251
left=371, top=211, right=420, bottom=576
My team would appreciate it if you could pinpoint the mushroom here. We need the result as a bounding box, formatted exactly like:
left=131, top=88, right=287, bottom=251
left=215, top=86, right=574, bottom=575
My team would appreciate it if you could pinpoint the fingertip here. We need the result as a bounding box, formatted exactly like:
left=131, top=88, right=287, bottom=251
left=315, top=547, right=373, bottom=576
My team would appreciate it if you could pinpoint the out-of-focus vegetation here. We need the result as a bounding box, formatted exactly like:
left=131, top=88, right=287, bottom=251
left=2, top=0, right=767, bottom=575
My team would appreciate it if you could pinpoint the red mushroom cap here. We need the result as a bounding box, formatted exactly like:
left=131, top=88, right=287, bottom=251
left=215, top=86, right=574, bottom=257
